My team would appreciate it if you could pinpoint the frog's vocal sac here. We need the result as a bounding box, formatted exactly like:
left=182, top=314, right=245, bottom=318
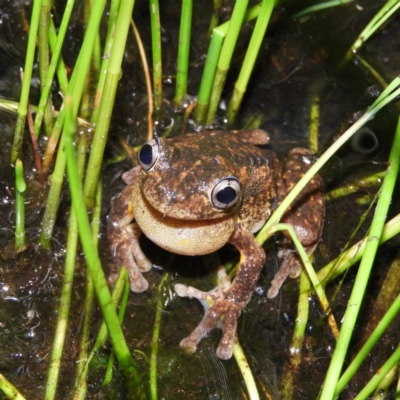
left=107, top=130, right=324, bottom=360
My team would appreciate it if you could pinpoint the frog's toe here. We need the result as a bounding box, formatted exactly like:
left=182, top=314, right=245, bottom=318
left=179, top=336, right=198, bottom=355
left=174, top=284, right=209, bottom=300
left=128, top=271, right=149, bottom=292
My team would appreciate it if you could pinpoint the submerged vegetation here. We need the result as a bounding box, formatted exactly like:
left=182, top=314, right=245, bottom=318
left=0, top=0, right=400, bottom=399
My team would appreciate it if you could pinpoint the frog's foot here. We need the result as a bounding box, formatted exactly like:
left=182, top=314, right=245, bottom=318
left=108, top=224, right=152, bottom=293
left=267, top=251, right=301, bottom=298
left=267, top=242, right=318, bottom=298
left=179, top=298, right=241, bottom=360
left=175, top=268, right=239, bottom=360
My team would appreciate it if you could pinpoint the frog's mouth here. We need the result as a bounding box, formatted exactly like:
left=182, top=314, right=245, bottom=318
left=132, top=182, right=236, bottom=256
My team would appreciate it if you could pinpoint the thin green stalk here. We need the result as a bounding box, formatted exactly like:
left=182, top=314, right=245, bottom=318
left=232, top=335, right=260, bottom=400
left=281, top=270, right=311, bottom=400
left=83, top=0, right=136, bottom=209
left=208, top=0, right=222, bottom=33
left=317, top=213, right=400, bottom=284
left=227, top=0, right=274, bottom=124
left=64, top=96, right=144, bottom=398
left=293, top=0, right=354, bottom=18
left=372, top=365, right=399, bottom=399
left=44, top=133, right=86, bottom=400
left=335, top=290, right=400, bottom=395
left=15, top=160, right=26, bottom=252
left=91, top=0, right=121, bottom=123
left=275, top=223, right=339, bottom=338
left=194, top=29, right=224, bottom=125
left=11, top=0, right=41, bottom=162
left=40, top=0, right=108, bottom=247
left=0, top=374, right=27, bottom=400
left=40, top=130, right=67, bottom=248
left=174, top=0, right=192, bottom=106
left=150, top=273, right=169, bottom=400
left=150, top=0, right=162, bottom=112
left=325, top=171, right=386, bottom=201
left=206, top=0, right=249, bottom=125
left=320, top=110, right=400, bottom=400
left=309, top=95, right=320, bottom=154
left=72, top=267, right=128, bottom=400
left=102, top=277, right=130, bottom=387
left=343, top=0, right=400, bottom=63
left=73, top=144, right=96, bottom=400
left=353, top=344, right=400, bottom=400
left=48, top=16, right=69, bottom=94
left=38, top=0, right=54, bottom=136
left=194, top=3, right=262, bottom=125
left=35, top=0, right=74, bottom=136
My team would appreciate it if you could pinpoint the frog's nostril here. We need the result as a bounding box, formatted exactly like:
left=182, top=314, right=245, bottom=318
left=211, top=177, right=240, bottom=209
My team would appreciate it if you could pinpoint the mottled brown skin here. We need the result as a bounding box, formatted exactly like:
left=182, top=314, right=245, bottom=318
left=107, top=130, right=324, bottom=359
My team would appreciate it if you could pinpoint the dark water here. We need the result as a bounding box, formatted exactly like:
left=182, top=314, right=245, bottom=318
left=0, top=0, right=399, bottom=399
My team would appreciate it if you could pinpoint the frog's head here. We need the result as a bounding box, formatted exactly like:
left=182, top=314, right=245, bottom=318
left=137, top=135, right=246, bottom=220
left=131, top=134, right=250, bottom=255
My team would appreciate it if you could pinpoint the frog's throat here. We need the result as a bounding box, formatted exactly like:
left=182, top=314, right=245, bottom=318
left=132, top=183, right=236, bottom=256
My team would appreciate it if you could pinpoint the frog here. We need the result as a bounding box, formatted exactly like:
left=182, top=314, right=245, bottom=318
left=107, top=130, right=324, bottom=360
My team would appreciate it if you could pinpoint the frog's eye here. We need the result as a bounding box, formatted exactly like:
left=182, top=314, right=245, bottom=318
left=138, top=138, right=160, bottom=172
left=211, top=177, right=241, bottom=209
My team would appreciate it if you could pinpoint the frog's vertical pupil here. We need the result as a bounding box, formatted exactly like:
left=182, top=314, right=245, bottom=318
left=216, top=186, right=236, bottom=205
left=139, top=144, right=153, bottom=165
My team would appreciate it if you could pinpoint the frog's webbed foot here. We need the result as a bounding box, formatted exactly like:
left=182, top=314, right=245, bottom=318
left=108, top=185, right=152, bottom=293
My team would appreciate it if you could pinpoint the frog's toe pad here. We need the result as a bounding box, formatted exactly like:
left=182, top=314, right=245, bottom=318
left=180, top=337, right=197, bottom=354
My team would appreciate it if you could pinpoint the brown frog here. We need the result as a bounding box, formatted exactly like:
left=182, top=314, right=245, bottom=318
left=107, top=130, right=324, bottom=360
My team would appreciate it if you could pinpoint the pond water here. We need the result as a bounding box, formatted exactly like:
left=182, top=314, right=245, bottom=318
left=0, top=0, right=399, bottom=399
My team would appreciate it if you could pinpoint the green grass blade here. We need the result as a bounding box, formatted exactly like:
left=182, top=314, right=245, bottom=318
left=38, top=0, right=54, bottom=136
left=150, top=0, right=162, bottom=112
left=91, top=0, right=121, bottom=124
left=336, top=290, right=400, bottom=394
left=320, top=113, right=400, bottom=400
left=15, top=159, right=26, bottom=252
left=343, top=0, right=400, bottom=63
left=11, top=0, right=41, bottom=162
left=293, top=0, right=354, bottom=18
left=64, top=96, right=145, bottom=398
left=194, top=3, right=262, bottom=125
left=72, top=268, right=129, bottom=399
left=227, top=0, right=274, bottom=124
left=0, top=374, right=27, bottom=400
left=194, top=29, right=224, bottom=125
left=174, top=0, right=192, bottom=106
left=150, top=273, right=169, bottom=400
left=40, top=0, right=108, bottom=247
left=281, top=270, right=310, bottom=399
left=44, top=135, right=86, bottom=400
left=206, top=0, right=249, bottom=125
left=83, top=0, right=136, bottom=209
left=35, top=0, right=74, bottom=136
left=353, top=344, right=400, bottom=400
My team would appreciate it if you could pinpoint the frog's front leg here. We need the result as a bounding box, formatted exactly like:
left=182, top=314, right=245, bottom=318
left=107, top=182, right=152, bottom=293
left=175, top=223, right=265, bottom=360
